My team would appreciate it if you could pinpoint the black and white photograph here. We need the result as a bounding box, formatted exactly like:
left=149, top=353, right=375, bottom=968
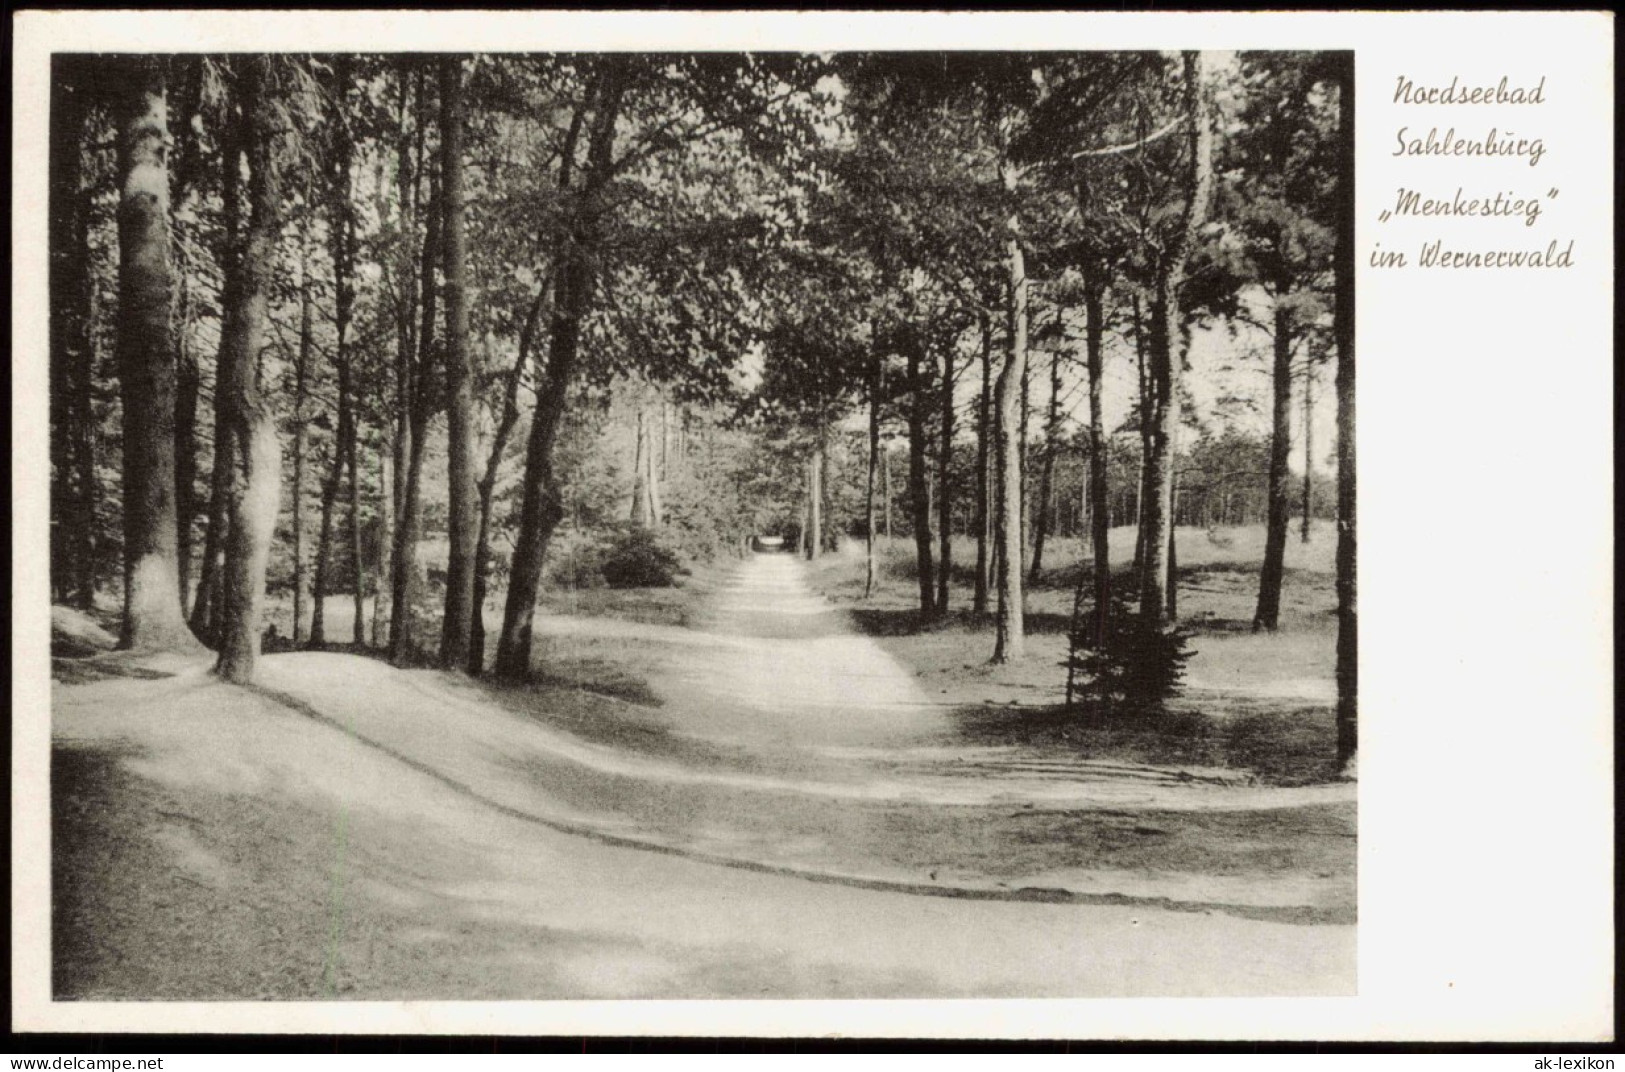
left=11, top=9, right=1612, bottom=1044
left=41, top=41, right=1358, bottom=1002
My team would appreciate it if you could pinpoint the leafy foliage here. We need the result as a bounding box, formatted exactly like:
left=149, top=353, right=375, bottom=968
left=53, top=46, right=1348, bottom=733
left=599, top=523, right=689, bottom=589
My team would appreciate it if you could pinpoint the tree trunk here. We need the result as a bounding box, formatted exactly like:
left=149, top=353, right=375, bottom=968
left=388, top=400, right=408, bottom=653
left=50, top=60, right=100, bottom=610
left=905, top=334, right=934, bottom=614
left=392, top=412, right=430, bottom=661
left=164, top=61, right=206, bottom=606
left=348, top=420, right=365, bottom=647
left=973, top=312, right=992, bottom=617
left=494, top=66, right=625, bottom=683
left=1084, top=282, right=1111, bottom=652
left=630, top=402, right=660, bottom=526
left=173, top=271, right=198, bottom=610
left=992, top=231, right=1028, bottom=663
left=214, top=56, right=284, bottom=684
left=387, top=63, right=420, bottom=662
left=290, top=234, right=313, bottom=643
left=1167, top=464, right=1180, bottom=620
left=309, top=464, right=332, bottom=646
left=1301, top=355, right=1315, bottom=543
left=988, top=414, right=1003, bottom=607
left=926, top=467, right=934, bottom=535
left=373, top=441, right=392, bottom=647
left=1138, top=51, right=1212, bottom=631
left=1131, top=294, right=1152, bottom=581
left=492, top=264, right=581, bottom=681
left=190, top=384, right=232, bottom=641
left=169, top=65, right=207, bottom=617
left=1140, top=290, right=1177, bottom=624
left=635, top=402, right=664, bottom=528
left=1019, top=350, right=1032, bottom=576
left=188, top=74, right=249, bottom=646
left=865, top=351, right=880, bottom=598
left=113, top=58, right=196, bottom=651
left=471, top=280, right=547, bottom=674
left=390, top=146, right=440, bottom=664
left=325, top=57, right=364, bottom=650
left=660, top=400, right=670, bottom=484
left=934, top=344, right=954, bottom=614
left=807, top=445, right=824, bottom=560
left=649, top=400, right=666, bottom=528
left=1254, top=302, right=1294, bottom=631
left=308, top=380, right=351, bottom=647
left=631, top=407, right=648, bottom=523
left=1333, top=54, right=1357, bottom=774
left=438, top=56, right=477, bottom=670
left=883, top=440, right=893, bottom=539
left=1029, top=345, right=1062, bottom=584
left=217, top=412, right=280, bottom=682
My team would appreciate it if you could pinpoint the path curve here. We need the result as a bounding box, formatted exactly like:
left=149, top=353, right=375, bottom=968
left=52, top=663, right=1355, bottom=998
left=531, top=553, right=1354, bottom=812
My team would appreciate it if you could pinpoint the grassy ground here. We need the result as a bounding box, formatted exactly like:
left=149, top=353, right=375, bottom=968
left=802, top=524, right=1344, bottom=786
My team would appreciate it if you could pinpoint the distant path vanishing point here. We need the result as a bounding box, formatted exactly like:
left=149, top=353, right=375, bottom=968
left=669, top=552, right=950, bottom=746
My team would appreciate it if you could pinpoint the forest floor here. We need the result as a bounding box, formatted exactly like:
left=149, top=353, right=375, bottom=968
left=48, top=525, right=1354, bottom=999
left=801, top=525, right=1345, bottom=784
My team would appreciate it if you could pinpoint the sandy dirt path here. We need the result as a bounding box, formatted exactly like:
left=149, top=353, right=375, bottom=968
left=542, top=553, right=950, bottom=747
left=528, top=555, right=1353, bottom=812
left=53, top=665, right=1355, bottom=999
left=49, top=560, right=1353, bottom=998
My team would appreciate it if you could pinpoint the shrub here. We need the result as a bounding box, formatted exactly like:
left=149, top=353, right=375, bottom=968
left=1064, top=594, right=1193, bottom=715
left=600, top=524, right=688, bottom=589
left=546, top=543, right=608, bottom=590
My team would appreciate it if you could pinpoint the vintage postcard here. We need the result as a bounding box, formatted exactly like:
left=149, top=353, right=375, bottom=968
left=10, top=9, right=1613, bottom=1042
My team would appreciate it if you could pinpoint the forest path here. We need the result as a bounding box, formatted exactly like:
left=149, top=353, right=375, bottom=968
left=53, top=660, right=1355, bottom=1000
left=49, top=561, right=1354, bottom=1002
left=653, top=552, right=950, bottom=747
left=525, top=555, right=1355, bottom=812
